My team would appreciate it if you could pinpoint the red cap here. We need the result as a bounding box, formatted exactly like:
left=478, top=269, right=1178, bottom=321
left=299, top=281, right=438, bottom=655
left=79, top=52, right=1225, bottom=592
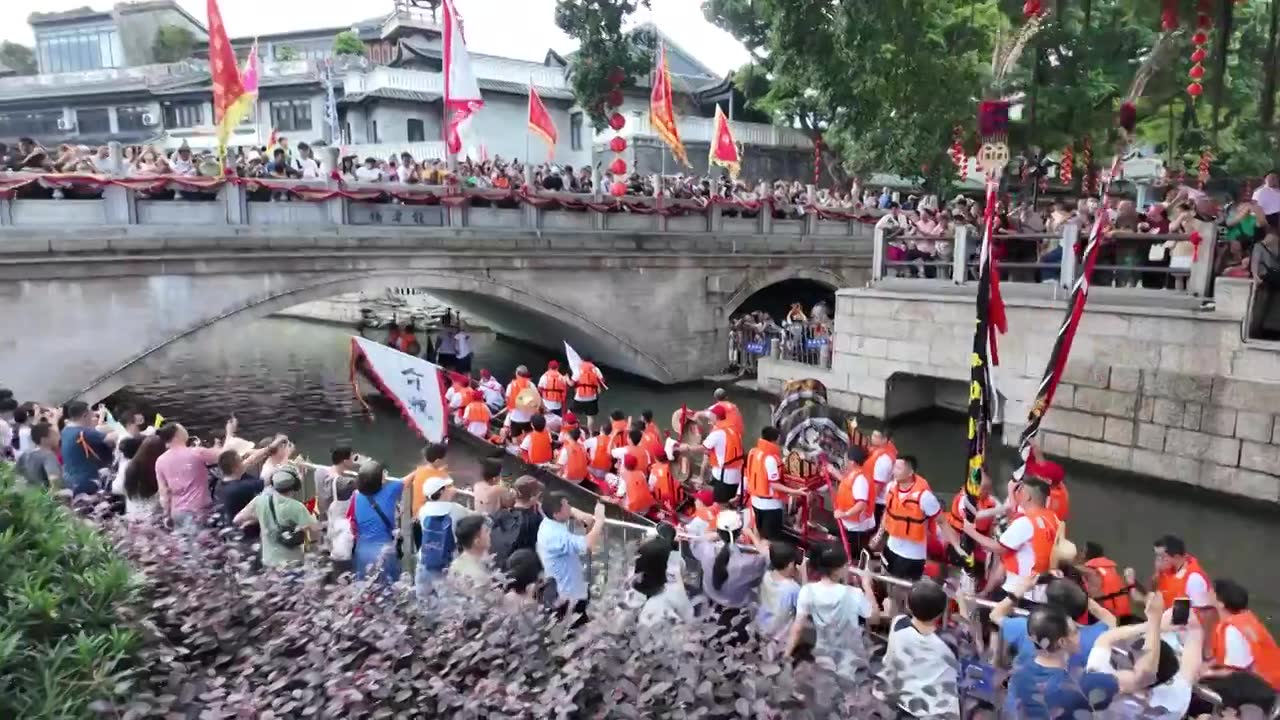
left=710, top=405, right=727, bottom=420
left=563, top=411, right=578, bottom=425
left=548, top=360, right=559, bottom=370
left=694, top=489, right=715, bottom=505
left=479, top=369, right=490, bottom=378
left=623, top=454, right=638, bottom=470
left=1027, top=459, right=1065, bottom=484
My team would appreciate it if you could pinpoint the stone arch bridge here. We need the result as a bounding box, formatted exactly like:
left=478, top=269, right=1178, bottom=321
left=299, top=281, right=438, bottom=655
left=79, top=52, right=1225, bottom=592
left=0, top=224, right=868, bottom=403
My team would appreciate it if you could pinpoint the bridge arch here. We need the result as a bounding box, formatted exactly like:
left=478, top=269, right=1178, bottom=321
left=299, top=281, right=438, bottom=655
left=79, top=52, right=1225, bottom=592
left=722, top=267, right=844, bottom=319
left=80, top=269, right=675, bottom=402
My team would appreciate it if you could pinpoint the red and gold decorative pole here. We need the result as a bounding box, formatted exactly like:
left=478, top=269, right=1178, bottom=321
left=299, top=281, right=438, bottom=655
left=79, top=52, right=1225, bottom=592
left=605, top=66, right=628, bottom=198
left=1188, top=1, right=1210, bottom=100
left=1059, top=144, right=1073, bottom=187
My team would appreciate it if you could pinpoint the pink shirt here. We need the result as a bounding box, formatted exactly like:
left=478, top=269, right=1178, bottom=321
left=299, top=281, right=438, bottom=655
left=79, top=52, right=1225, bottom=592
left=156, top=445, right=221, bottom=516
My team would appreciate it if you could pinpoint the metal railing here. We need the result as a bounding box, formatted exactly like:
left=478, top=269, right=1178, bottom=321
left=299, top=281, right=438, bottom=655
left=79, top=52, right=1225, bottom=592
left=872, top=222, right=1218, bottom=298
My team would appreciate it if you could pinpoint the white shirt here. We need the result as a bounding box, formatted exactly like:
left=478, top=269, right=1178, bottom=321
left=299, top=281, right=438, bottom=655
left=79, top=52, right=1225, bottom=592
left=885, top=487, right=941, bottom=561
left=300, top=156, right=320, bottom=179
left=998, top=514, right=1052, bottom=601
left=455, top=331, right=472, bottom=358
left=1086, top=645, right=1192, bottom=720
left=875, top=212, right=909, bottom=233
left=1221, top=623, right=1255, bottom=669
left=1178, top=566, right=1213, bottom=608
left=842, top=472, right=876, bottom=532
left=750, top=454, right=783, bottom=511
left=354, top=166, right=382, bottom=182
left=872, top=453, right=894, bottom=504
left=702, top=428, right=743, bottom=486
left=437, top=330, right=457, bottom=355
left=396, top=164, right=412, bottom=183
left=1254, top=185, right=1280, bottom=215
left=16, top=424, right=34, bottom=458
left=479, top=379, right=504, bottom=410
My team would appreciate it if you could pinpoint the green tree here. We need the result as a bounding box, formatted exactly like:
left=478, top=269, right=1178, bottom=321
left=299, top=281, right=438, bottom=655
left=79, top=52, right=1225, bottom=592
left=333, top=31, right=365, bottom=57
left=151, top=24, right=196, bottom=63
left=0, top=41, right=37, bottom=75
left=275, top=45, right=300, bottom=62
left=554, top=0, right=653, bottom=130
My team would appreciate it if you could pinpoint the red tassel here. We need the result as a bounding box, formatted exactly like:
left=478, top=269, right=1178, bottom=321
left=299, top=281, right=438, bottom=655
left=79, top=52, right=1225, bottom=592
left=1189, top=230, right=1203, bottom=261
left=1118, top=102, right=1137, bottom=133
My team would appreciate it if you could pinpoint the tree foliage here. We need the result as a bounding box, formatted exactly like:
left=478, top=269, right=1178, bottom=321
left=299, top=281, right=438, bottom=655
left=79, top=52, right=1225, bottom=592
left=0, top=41, right=37, bottom=75
left=152, top=24, right=197, bottom=64
left=554, top=0, right=653, bottom=131
left=332, top=31, right=365, bottom=57
left=275, top=45, right=300, bottom=62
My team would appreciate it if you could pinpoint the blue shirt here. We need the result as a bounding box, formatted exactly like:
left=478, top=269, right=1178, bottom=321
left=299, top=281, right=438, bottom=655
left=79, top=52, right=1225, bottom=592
left=353, top=480, right=404, bottom=544
left=1002, top=616, right=1108, bottom=669
left=536, top=517, right=589, bottom=602
left=1005, top=661, right=1118, bottom=719
left=59, top=425, right=111, bottom=493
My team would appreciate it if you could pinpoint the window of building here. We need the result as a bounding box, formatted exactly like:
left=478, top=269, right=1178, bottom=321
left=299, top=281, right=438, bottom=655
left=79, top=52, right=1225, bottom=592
left=269, top=99, right=312, bottom=132
left=368, top=121, right=378, bottom=143
left=76, top=108, right=111, bottom=134
left=570, top=112, right=583, bottom=151
left=117, top=106, right=153, bottom=132
left=0, top=111, right=63, bottom=138
left=162, top=102, right=205, bottom=129
left=407, top=118, right=425, bottom=143
left=35, top=23, right=123, bottom=74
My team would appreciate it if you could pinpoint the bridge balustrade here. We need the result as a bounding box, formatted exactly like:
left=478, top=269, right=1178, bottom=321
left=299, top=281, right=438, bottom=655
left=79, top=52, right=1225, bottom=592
left=872, top=222, right=1217, bottom=299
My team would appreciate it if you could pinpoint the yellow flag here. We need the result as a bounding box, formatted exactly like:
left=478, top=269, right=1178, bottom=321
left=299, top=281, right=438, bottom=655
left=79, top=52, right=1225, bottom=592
left=153, top=413, right=165, bottom=429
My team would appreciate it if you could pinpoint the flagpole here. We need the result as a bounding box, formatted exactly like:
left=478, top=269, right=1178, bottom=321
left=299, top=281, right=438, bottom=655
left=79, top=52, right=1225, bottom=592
left=526, top=75, right=532, bottom=169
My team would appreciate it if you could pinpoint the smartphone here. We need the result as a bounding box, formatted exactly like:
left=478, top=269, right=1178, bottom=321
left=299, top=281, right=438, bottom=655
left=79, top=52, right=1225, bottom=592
left=1171, top=597, right=1191, bottom=626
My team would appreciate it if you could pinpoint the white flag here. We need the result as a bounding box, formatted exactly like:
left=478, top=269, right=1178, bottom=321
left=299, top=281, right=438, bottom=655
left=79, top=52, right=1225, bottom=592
left=563, top=341, right=584, bottom=377
left=351, top=336, right=448, bottom=443
left=442, top=0, right=483, bottom=155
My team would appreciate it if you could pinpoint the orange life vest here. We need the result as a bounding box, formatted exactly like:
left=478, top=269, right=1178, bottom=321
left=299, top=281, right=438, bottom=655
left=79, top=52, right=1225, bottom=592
left=410, top=464, right=447, bottom=517
left=608, top=419, right=629, bottom=454
left=539, top=371, right=568, bottom=405
left=588, top=432, right=613, bottom=471
left=462, top=400, right=490, bottom=429
left=1085, top=557, right=1133, bottom=619
left=396, top=333, right=418, bottom=353
left=575, top=362, right=602, bottom=400
left=1212, top=610, right=1280, bottom=690
left=862, top=440, right=899, bottom=498
left=1047, top=481, right=1071, bottom=522
left=505, top=376, right=532, bottom=411
left=714, top=400, right=746, bottom=440
left=709, top=421, right=745, bottom=470
left=883, top=474, right=931, bottom=543
left=947, top=493, right=997, bottom=535
left=642, top=423, right=663, bottom=454
left=744, top=439, right=783, bottom=500
left=693, top=502, right=718, bottom=527
left=1156, top=556, right=1210, bottom=609
left=1000, top=507, right=1060, bottom=578
left=561, top=439, right=589, bottom=482
left=650, top=461, right=682, bottom=510
left=623, top=444, right=652, bottom=475
left=523, top=429, right=554, bottom=465
left=834, top=467, right=873, bottom=525
left=621, top=469, right=655, bottom=515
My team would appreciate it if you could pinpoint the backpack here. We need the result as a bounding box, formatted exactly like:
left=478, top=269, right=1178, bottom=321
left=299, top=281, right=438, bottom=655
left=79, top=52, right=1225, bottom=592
left=418, top=512, right=456, bottom=573
left=488, top=509, right=526, bottom=570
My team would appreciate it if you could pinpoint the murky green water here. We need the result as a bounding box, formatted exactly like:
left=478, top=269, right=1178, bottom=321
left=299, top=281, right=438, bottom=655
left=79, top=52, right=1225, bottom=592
left=109, top=316, right=1280, bottom=624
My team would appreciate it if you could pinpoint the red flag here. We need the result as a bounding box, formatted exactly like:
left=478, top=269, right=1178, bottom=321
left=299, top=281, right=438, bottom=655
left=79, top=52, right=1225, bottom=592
left=207, top=0, right=244, bottom=124
left=527, top=84, right=558, bottom=160
left=649, top=43, right=689, bottom=167
left=442, top=0, right=484, bottom=155
left=708, top=105, right=741, bottom=179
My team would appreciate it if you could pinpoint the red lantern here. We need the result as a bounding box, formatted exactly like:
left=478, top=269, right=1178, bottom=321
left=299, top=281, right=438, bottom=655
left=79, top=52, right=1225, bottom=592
left=1197, top=14, right=1212, bottom=28
left=1023, top=0, right=1042, bottom=18
left=1188, top=82, right=1204, bottom=97
left=607, top=66, right=627, bottom=86
left=1191, top=48, right=1207, bottom=63
left=609, top=136, right=627, bottom=153
left=1189, top=64, right=1205, bottom=79
left=1060, top=146, right=1073, bottom=185
left=610, top=181, right=627, bottom=197
left=606, top=89, right=624, bottom=108
left=609, top=158, right=627, bottom=175
left=1192, top=31, right=1208, bottom=44
left=608, top=112, right=626, bottom=131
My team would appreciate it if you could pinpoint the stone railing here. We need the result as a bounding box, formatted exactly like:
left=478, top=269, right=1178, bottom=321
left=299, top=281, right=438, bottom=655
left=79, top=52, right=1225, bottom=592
left=871, top=223, right=1217, bottom=298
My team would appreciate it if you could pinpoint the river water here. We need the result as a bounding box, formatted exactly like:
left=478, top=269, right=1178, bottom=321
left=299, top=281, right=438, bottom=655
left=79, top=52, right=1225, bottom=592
left=108, top=316, right=1280, bottom=623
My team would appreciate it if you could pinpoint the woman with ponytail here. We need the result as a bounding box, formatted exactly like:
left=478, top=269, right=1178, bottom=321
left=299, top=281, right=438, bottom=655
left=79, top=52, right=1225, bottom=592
left=691, top=509, right=768, bottom=645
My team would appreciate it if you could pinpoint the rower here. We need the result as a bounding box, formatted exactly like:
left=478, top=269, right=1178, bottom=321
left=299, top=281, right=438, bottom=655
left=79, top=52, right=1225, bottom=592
left=584, top=425, right=614, bottom=495
left=396, top=323, right=420, bottom=355
left=873, top=455, right=940, bottom=583
left=1081, top=542, right=1135, bottom=623
left=571, top=354, right=605, bottom=431
left=744, top=426, right=804, bottom=542
left=1018, top=438, right=1070, bottom=522
left=613, top=428, right=652, bottom=475
left=864, top=429, right=898, bottom=526
left=832, top=446, right=876, bottom=557
left=520, top=414, right=555, bottom=465
left=505, top=366, right=535, bottom=437
left=685, top=488, right=719, bottom=537
left=639, top=410, right=664, bottom=459
left=606, top=410, right=629, bottom=455
left=1209, top=579, right=1280, bottom=691
left=700, top=405, right=746, bottom=505
left=615, top=453, right=656, bottom=516
left=1146, top=535, right=1215, bottom=627
left=537, top=360, right=569, bottom=416
left=477, top=369, right=505, bottom=412
left=942, top=467, right=999, bottom=572
left=444, top=376, right=468, bottom=421
left=963, top=477, right=1059, bottom=605
left=557, top=427, right=591, bottom=487
left=461, top=389, right=491, bottom=439
left=706, top=388, right=745, bottom=441
left=650, top=438, right=683, bottom=517
left=559, top=411, right=580, bottom=444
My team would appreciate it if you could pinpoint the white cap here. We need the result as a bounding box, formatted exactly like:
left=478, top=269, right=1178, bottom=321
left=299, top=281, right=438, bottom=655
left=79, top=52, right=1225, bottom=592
left=715, top=509, right=743, bottom=534
left=422, top=475, right=454, bottom=499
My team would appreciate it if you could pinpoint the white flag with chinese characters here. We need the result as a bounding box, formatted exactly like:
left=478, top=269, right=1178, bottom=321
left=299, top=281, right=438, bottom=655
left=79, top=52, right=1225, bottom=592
left=351, top=336, right=447, bottom=442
